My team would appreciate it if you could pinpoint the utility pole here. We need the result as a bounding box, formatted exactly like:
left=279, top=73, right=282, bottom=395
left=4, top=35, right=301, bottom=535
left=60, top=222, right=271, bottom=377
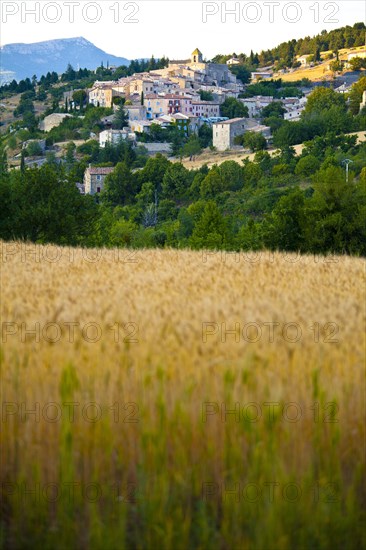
left=154, top=188, right=158, bottom=226
left=342, top=159, right=353, bottom=183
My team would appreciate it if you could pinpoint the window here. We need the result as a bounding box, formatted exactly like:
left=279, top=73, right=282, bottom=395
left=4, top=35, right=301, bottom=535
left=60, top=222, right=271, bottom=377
left=97, top=187, right=101, bottom=193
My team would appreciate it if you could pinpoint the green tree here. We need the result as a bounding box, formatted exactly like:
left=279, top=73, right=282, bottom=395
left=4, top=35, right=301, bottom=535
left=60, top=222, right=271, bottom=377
left=20, top=150, right=26, bottom=173
left=25, top=142, right=43, bottom=157
left=22, top=111, right=37, bottom=132
left=65, top=142, right=76, bottom=166
left=349, top=57, right=366, bottom=71
left=295, top=155, right=321, bottom=176
left=102, top=162, right=136, bottom=205
left=229, top=65, right=251, bottom=84
left=273, top=121, right=305, bottom=147
left=200, top=168, right=224, bottom=199
left=243, top=131, right=267, bottom=152
left=302, top=87, right=346, bottom=116
left=199, top=90, right=214, bottom=101
left=305, top=166, right=366, bottom=254
left=113, top=104, right=129, bottom=129
left=3, top=164, right=97, bottom=245
left=110, top=218, right=138, bottom=246
left=72, top=90, right=87, bottom=110
left=138, top=154, right=170, bottom=189
left=181, top=135, right=202, bottom=158
left=262, top=188, right=306, bottom=251
left=261, top=101, right=286, bottom=119
left=219, top=161, right=244, bottom=191
left=169, top=126, right=187, bottom=157
left=190, top=201, right=229, bottom=249
left=198, top=124, right=213, bottom=148
left=329, top=60, right=343, bottom=73
left=349, top=77, right=366, bottom=115
left=221, top=98, right=249, bottom=119
left=162, top=163, right=191, bottom=199
left=0, top=142, right=8, bottom=178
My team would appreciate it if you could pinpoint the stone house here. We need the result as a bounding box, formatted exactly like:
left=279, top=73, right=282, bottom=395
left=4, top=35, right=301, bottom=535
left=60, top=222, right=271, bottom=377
left=22, top=139, right=46, bottom=153
left=144, top=93, right=220, bottom=120
left=213, top=118, right=247, bottom=150
left=39, top=113, right=71, bottom=132
left=83, top=166, right=115, bottom=195
left=125, top=105, right=147, bottom=121
left=191, top=101, right=220, bottom=118
left=251, top=71, right=273, bottom=83
left=129, top=120, right=153, bottom=133
left=297, top=55, right=309, bottom=67
left=213, top=118, right=271, bottom=150
left=88, top=81, right=125, bottom=108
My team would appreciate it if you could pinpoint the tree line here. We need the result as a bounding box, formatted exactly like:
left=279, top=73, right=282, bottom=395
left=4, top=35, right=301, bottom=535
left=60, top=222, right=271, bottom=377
left=213, top=22, right=366, bottom=70
left=1, top=128, right=365, bottom=255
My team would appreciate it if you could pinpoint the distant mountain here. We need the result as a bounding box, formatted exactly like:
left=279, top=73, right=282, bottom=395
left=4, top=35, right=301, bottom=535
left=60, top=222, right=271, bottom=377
left=0, top=37, right=130, bottom=82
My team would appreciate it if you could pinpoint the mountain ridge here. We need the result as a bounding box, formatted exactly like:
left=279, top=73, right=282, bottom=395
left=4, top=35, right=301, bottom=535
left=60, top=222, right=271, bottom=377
left=0, top=37, right=130, bottom=82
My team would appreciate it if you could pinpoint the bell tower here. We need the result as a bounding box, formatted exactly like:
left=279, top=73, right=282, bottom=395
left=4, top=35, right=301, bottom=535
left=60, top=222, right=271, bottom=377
left=191, top=48, right=203, bottom=64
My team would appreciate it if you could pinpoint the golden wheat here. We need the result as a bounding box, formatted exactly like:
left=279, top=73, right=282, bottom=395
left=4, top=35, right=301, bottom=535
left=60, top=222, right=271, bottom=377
left=1, top=242, right=365, bottom=549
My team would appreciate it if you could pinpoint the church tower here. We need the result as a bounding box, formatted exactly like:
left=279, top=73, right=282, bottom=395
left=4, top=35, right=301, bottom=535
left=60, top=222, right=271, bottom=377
left=191, top=48, right=203, bottom=64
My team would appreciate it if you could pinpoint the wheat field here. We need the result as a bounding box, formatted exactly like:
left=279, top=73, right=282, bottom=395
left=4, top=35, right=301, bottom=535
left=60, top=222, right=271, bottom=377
left=1, top=242, right=365, bottom=549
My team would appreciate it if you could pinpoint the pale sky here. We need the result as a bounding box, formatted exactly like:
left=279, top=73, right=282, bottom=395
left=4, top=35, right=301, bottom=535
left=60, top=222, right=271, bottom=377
left=1, top=1, right=365, bottom=59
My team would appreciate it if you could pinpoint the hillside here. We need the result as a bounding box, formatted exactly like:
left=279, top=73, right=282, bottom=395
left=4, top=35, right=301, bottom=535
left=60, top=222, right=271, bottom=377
left=1, top=242, right=365, bottom=548
left=275, top=45, right=366, bottom=82
left=170, top=131, right=366, bottom=170
left=0, top=37, right=129, bottom=82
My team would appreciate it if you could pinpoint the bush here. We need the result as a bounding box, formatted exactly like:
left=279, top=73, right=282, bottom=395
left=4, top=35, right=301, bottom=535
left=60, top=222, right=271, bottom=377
left=25, top=142, right=43, bottom=157
left=295, top=155, right=320, bottom=176
left=243, top=131, right=267, bottom=152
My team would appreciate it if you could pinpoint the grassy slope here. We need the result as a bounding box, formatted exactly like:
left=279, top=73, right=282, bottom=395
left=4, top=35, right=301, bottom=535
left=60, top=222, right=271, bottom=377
left=275, top=46, right=366, bottom=82
left=1, top=243, right=365, bottom=548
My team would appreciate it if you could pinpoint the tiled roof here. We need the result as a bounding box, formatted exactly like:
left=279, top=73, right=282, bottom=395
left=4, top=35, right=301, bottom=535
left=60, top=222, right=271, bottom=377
left=88, top=167, right=115, bottom=175
left=213, top=118, right=246, bottom=125
left=192, top=101, right=220, bottom=105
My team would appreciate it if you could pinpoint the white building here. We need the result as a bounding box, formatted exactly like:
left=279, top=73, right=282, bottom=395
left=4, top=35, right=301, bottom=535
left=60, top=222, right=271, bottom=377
left=241, top=96, right=274, bottom=117
left=227, top=57, right=240, bottom=66
left=347, top=50, right=366, bottom=61
left=99, top=129, right=136, bottom=148
left=297, top=55, right=310, bottom=67
left=284, top=109, right=303, bottom=121
left=360, top=90, right=366, bottom=112
left=129, top=120, right=153, bottom=133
